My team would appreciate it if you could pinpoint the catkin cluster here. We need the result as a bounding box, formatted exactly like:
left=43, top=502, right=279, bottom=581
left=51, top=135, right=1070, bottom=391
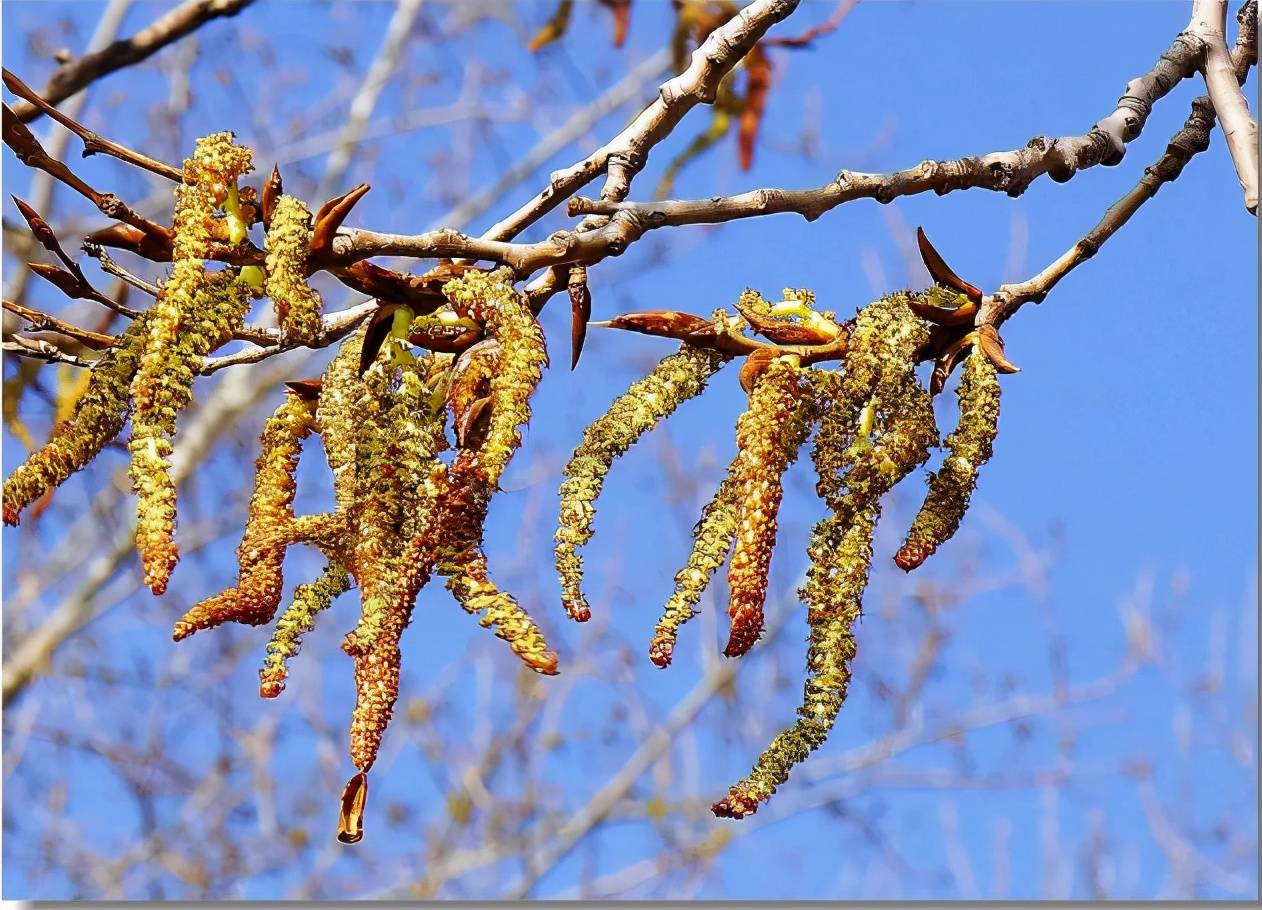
left=171, top=266, right=562, bottom=841
left=3, top=133, right=256, bottom=598
left=561, top=281, right=1005, bottom=819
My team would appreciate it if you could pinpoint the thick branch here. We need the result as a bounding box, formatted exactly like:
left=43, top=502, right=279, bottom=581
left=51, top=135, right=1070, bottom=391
left=10, top=0, right=255, bottom=126
left=1193, top=0, right=1259, bottom=211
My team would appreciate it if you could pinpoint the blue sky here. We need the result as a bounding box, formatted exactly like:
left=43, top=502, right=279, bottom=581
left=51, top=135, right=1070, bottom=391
left=3, top=0, right=1257, bottom=899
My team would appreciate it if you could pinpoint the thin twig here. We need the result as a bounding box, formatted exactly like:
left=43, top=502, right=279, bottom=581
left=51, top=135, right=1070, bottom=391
left=3, top=299, right=116, bottom=349
left=2, top=335, right=94, bottom=368
left=81, top=242, right=156, bottom=303
left=3, top=69, right=183, bottom=183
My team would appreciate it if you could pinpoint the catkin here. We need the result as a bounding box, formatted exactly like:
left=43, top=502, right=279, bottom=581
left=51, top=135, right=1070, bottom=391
left=442, top=268, right=547, bottom=488
left=556, top=344, right=728, bottom=622
left=724, top=358, right=812, bottom=658
left=896, top=349, right=1000, bottom=570
left=259, top=562, right=351, bottom=698
left=264, top=194, right=323, bottom=344
left=3, top=313, right=151, bottom=525
left=713, top=506, right=876, bottom=818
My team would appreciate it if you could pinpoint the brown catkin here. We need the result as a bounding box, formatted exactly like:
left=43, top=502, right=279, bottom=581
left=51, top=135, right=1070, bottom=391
left=724, top=358, right=812, bottom=658
left=172, top=392, right=317, bottom=640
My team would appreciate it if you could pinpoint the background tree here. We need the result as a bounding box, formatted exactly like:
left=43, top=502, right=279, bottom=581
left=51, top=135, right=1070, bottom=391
left=2, top=0, right=1256, bottom=900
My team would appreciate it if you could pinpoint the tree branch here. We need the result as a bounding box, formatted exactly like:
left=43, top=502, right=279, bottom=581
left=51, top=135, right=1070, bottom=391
left=986, top=0, right=1258, bottom=321
left=1192, top=0, right=1259, bottom=212
left=477, top=0, right=801, bottom=244
left=566, top=8, right=1219, bottom=231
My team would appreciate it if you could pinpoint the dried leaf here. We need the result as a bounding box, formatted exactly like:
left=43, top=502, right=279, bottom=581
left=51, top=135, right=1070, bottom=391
left=528, top=0, right=573, bottom=52
left=336, top=772, right=368, bottom=844
left=737, top=45, right=771, bottom=171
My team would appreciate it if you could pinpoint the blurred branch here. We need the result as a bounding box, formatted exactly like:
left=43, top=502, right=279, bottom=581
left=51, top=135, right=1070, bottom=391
left=9, top=0, right=256, bottom=125
left=433, top=47, right=672, bottom=233
left=313, top=0, right=425, bottom=202
left=2, top=335, right=93, bottom=367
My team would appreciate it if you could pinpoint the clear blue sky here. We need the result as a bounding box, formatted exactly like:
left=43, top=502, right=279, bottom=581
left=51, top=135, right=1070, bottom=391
left=3, top=0, right=1257, bottom=899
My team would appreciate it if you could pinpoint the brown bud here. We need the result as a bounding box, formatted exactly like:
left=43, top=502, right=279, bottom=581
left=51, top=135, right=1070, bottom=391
left=27, top=261, right=87, bottom=299
left=906, top=296, right=978, bottom=327
left=917, top=226, right=983, bottom=302
left=738, top=347, right=777, bottom=393
left=284, top=379, right=323, bottom=401
left=598, top=310, right=712, bottom=339
left=312, top=183, right=370, bottom=256
left=976, top=324, right=1020, bottom=374
left=260, top=164, right=283, bottom=227
left=568, top=266, right=592, bottom=370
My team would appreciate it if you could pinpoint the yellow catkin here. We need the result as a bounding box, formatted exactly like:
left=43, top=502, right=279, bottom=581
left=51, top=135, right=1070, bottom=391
left=3, top=313, right=151, bottom=525
left=442, top=268, right=547, bottom=488
left=649, top=471, right=740, bottom=668
left=556, top=344, right=728, bottom=622
left=331, top=331, right=449, bottom=775
left=127, top=132, right=255, bottom=595
left=896, top=349, right=1000, bottom=570
left=259, top=562, right=351, bottom=698
left=712, top=506, right=877, bottom=818
left=447, top=552, right=559, bottom=675
left=724, top=358, right=812, bottom=658
left=172, top=392, right=317, bottom=640
left=264, top=195, right=323, bottom=344
left=712, top=295, right=941, bottom=817
left=129, top=270, right=251, bottom=594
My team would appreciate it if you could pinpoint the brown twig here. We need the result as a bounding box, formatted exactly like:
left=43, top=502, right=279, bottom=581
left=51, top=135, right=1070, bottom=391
left=3, top=69, right=183, bottom=183
left=2, top=103, right=174, bottom=241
